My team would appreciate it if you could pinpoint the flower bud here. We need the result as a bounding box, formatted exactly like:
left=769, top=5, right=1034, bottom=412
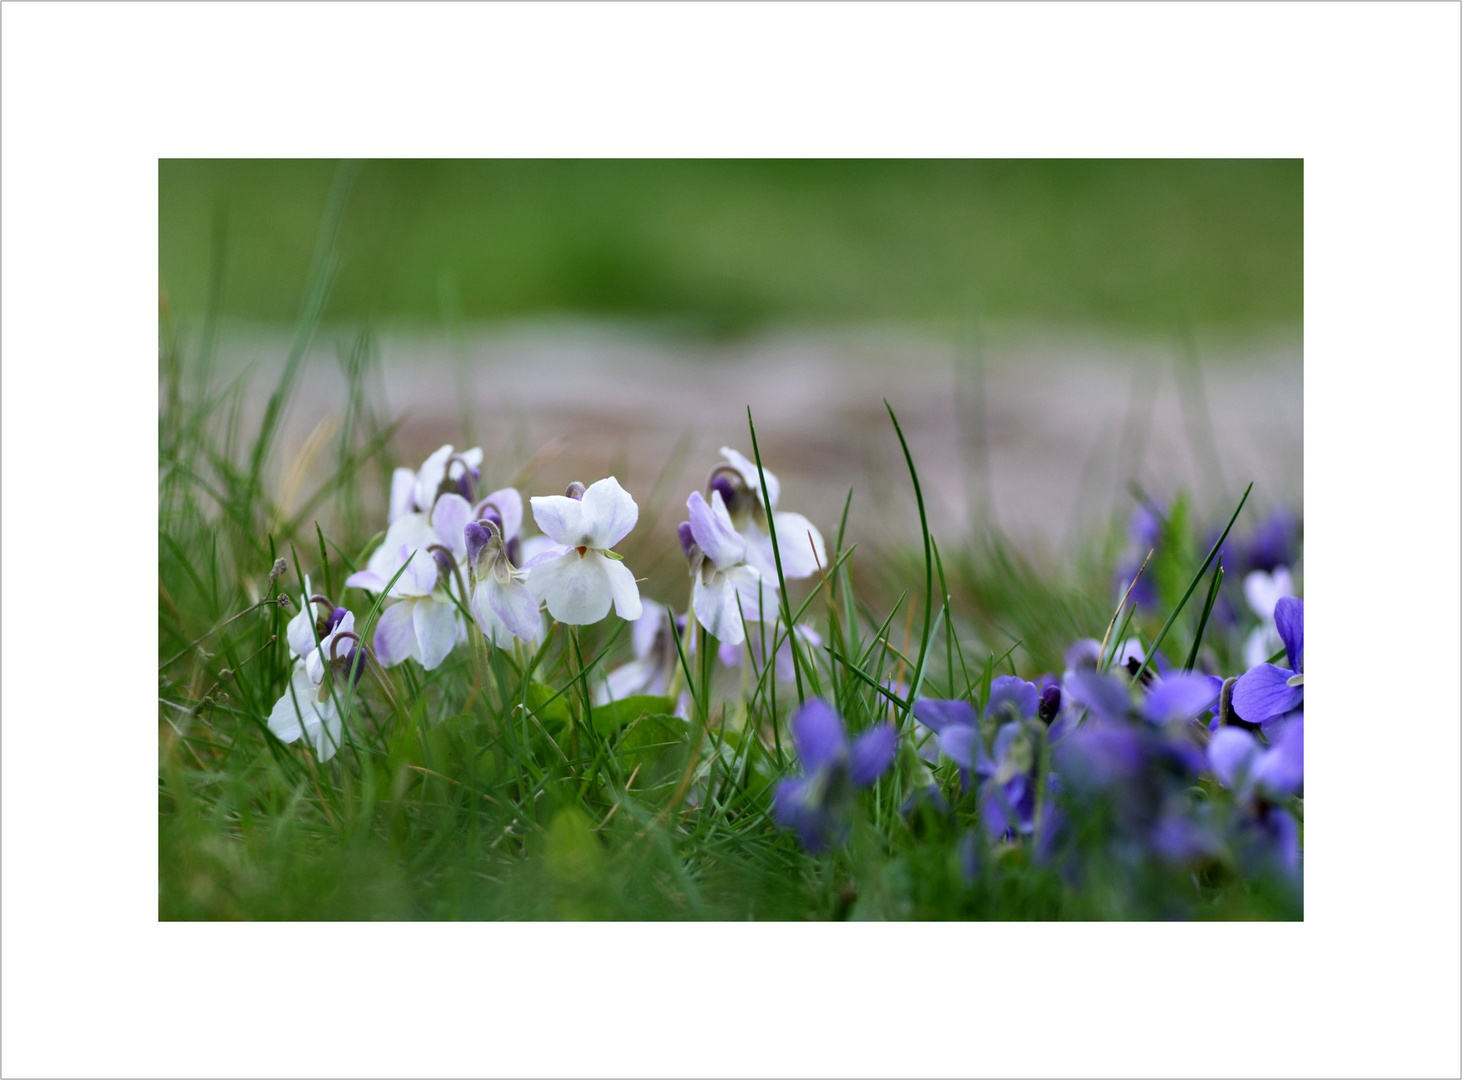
left=268, top=558, right=288, bottom=583
left=1038, top=684, right=1062, bottom=725
left=565, top=481, right=586, bottom=500
left=677, top=521, right=697, bottom=558
left=464, top=521, right=492, bottom=566
left=710, top=475, right=738, bottom=513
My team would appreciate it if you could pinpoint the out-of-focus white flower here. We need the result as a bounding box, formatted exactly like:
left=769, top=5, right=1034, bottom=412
left=390, top=444, right=484, bottom=524
left=267, top=610, right=363, bottom=761
left=1242, top=567, right=1294, bottom=668
left=709, top=446, right=826, bottom=581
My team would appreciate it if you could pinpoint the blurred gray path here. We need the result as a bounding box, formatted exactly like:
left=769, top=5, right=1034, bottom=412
left=215, top=321, right=1302, bottom=552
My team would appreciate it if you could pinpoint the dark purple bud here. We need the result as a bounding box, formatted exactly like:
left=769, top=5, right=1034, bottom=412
left=344, top=647, right=367, bottom=686
left=710, top=475, right=738, bottom=512
left=506, top=535, right=521, bottom=567
left=432, top=548, right=455, bottom=579
left=464, top=521, right=491, bottom=565
left=677, top=521, right=696, bottom=558
left=456, top=470, right=476, bottom=502
left=324, top=606, right=348, bottom=635
left=1038, top=684, right=1062, bottom=725
left=565, top=481, right=586, bottom=500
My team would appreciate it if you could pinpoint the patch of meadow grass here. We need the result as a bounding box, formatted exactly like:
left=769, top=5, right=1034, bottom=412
left=159, top=173, right=1300, bottom=921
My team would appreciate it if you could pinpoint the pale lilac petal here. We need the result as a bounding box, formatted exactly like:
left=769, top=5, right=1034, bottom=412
left=519, top=541, right=572, bottom=570
left=393, top=546, right=440, bottom=597
left=431, top=493, right=472, bottom=559
left=530, top=494, right=588, bottom=547
left=939, top=725, right=978, bottom=770
left=580, top=476, right=640, bottom=550
left=597, top=659, right=654, bottom=704
left=1064, top=669, right=1132, bottom=723
left=413, top=598, right=458, bottom=670
left=913, top=697, right=977, bottom=734
left=1063, top=638, right=1102, bottom=672
left=992, top=721, right=1022, bottom=766
left=1207, top=726, right=1261, bottom=789
left=1231, top=664, right=1303, bottom=726
left=768, top=511, right=826, bottom=578
left=468, top=585, right=512, bottom=646
left=719, top=446, right=780, bottom=510
left=630, top=600, right=667, bottom=660
left=1274, top=596, right=1303, bottom=672
left=790, top=700, right=846, bottom=772
left=718, top=640, right=742, bottom=667
left=486, top=576, right=541, bottom=643
left=389, top=467, right=416, bottom=523
left=687, top=489, right=746, bottom=570
left=849, top=723, right=897, bottom=786
left=1112, top=639, right=1146, bottom=668
left=1142, top=672, right=1220, bottom=724
left=477, top=486, right=523, bottom=542
left=601, top=554, right=643, bottom=621
left=373, top=601, right=420, bottom=667
left=530, top=550, right=614, bottom=625
left=344, top=568, right=388, bottom=592
left=985, top=676, right=1040, bottom=720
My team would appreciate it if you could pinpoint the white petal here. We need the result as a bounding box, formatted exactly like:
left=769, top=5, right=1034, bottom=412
left=458, top=446, right=484, bottom=471
left=530, top=494, right=588, bottom=547
left=373, top=601, right=419, bottom=667
left=413, top=597, right=459, bottom=670
left=531, top=549, right=614, bottom=625
left=688, top=489, right=746, bottom=570
left=580, top=476, right=639, bottom=550
left=389, top=468, right=416, bottom=522
left=1243, top=568, right=1293, bottom=620
left=478, top=486, right=523, bottom=541
left=725, top=563, right=774, bottom=624
left=602, top=554, right=643, bottom=620
left=719, top=446, right=780, bottom=510
left=413, top=445, right=455, bottom=512
left=266, top=664, right=314, bottom=743
left=308, top=699, right=344, bottom=762
left=366, top=513, right=435, bottom=582
left=693, top=573, right=746, bottom=645
left=769, top=511, right=826, bottom=578
left=431, top=493, right=472, bottom=559
left=287, top=602, right=318, bottom=659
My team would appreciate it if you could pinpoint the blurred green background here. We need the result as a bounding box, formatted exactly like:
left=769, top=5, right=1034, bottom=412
left=158, top=159, right=1301, bottom=335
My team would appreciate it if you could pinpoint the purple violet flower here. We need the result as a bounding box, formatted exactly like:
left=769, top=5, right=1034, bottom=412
left=1231, top=596, right=1303, bottom=729
left=772, top=701, right=896, bottom=853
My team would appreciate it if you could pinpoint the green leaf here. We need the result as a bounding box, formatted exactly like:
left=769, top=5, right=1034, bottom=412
left=592, top=695, right=674, bottom=736
left=525, top=681, right=574, bottom=733
left=424, top=713, right=497, bottom=786
left=618, top=714, right=691, bottom=793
